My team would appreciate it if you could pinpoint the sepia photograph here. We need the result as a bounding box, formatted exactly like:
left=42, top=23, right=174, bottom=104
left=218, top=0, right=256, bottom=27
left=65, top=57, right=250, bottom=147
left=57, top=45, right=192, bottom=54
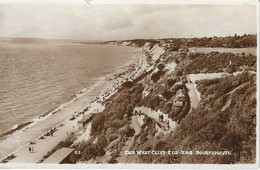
left=0, top=0, right=259, bottom=169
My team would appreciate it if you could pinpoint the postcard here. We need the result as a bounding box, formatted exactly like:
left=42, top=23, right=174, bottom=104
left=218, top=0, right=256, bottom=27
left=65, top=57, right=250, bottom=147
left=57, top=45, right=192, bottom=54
left=0, top=0, right=258, bottom=169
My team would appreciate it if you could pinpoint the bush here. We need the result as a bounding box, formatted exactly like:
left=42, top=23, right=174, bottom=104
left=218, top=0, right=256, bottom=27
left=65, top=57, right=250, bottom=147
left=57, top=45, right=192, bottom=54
left=164, top=101, right=173, bottom=113
left=176, top=70, right=183, bottom=76
left=151, top=71, right=165, bottom=83
left=162, top=91, right=174, bottom=100
left=126, top=129, right=135, bottom=137
left=122, top=81, right=134, bottom=89
left=225, top=65, right=235, bottom=73
left=143, top=93, right=159, bottom=109
left=167, top=78, right=176, bottom=86
left=151, top=72, right=161, bottom=83
left=157, top=63, right=165, bottom=70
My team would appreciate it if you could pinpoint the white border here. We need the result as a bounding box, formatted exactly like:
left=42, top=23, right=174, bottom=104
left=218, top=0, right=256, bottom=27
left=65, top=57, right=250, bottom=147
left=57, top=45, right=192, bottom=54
left=0, top=0, right=259, bottom=169
left=0, top=0, right=258, bottom=5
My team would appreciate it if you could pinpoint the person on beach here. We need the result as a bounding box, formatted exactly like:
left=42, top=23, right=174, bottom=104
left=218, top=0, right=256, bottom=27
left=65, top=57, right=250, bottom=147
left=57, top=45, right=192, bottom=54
left=29, top=146, right=31, bottom=153
left=50, top=129, right=54, bottom=136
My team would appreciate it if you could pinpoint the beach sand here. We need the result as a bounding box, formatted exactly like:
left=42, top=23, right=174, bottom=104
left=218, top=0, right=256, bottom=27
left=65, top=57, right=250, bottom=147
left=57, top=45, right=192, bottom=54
left=5, top=100, right=106, bottom=164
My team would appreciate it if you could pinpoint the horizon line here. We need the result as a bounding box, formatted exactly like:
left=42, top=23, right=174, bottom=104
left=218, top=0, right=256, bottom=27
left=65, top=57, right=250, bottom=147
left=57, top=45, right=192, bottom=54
left=0, top=33, right=257, bottom=43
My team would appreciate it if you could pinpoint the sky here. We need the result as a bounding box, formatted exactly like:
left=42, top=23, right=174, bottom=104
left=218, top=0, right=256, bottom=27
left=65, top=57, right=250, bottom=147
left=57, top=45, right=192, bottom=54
left=0, top=0, right=258, bottom=41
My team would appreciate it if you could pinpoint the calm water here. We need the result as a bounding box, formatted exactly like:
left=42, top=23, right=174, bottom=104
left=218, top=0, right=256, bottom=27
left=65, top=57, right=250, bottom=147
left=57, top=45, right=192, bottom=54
left=0, top=44, right=135, bottom=157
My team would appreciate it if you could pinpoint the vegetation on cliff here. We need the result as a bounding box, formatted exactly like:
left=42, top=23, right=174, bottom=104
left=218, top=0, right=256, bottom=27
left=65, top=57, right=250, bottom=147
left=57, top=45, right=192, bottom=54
left=177, top=52, right=256, bottom=74
left=134, top=72, right=256, bottom=164
left=67, top=34, right=256, bottom=164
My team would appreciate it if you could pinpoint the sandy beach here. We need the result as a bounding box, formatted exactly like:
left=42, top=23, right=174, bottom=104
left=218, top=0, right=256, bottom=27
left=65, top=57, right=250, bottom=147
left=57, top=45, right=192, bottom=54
left=0, top=47, right=144, bottom=164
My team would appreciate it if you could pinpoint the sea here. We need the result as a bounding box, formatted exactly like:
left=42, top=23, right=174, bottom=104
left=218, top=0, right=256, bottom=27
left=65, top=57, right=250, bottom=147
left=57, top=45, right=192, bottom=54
left=0, top=43, right=136, bottom=158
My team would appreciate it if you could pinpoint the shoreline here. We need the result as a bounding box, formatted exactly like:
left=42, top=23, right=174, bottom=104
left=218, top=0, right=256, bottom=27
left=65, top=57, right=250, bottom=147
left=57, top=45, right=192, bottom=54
left=0, top=46, right=141, bottom=163
left=0, top=44, right=137, bottom=139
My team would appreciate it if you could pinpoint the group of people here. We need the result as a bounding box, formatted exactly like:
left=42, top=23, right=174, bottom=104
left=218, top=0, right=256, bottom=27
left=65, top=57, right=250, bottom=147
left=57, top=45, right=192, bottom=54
left=159, top=113, right=164, bottom=122
left=159, top=114, right=170, bottom=129
left=134, top=110, right=143, bottom=116
left=133, top=109, right=172, bottom=130
left=28, top=128, right=57, bottom=153
left=159, top=114, right=170, bottom=124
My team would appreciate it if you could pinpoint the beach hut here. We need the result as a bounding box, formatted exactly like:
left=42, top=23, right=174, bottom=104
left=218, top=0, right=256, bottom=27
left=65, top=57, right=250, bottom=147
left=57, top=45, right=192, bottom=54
left=42, top=147, right=74, bottom=164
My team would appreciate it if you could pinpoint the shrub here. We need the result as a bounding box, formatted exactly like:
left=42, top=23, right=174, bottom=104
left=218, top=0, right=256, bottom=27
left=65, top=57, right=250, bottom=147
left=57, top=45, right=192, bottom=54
left=126, top=129, right=135, bottom=137
left=225, top=65, right=235, bottom=73
left=122, top=81, right=134, bottom=89
left=151, top=72, right=161, bottom=83
left=157, top=63, right=165, bottom=70
left=175, top=69, right=182, bottom=76
left=151, top=71, right=165, bottom=83
left=172, top=47, right=179, bottom=51
left=167, top=78, right=176, bottom=86
left=164, top=101, right=173, bottom=113
left=162, top=91, right=174, bottom=100
left=150, top=95, right=162, bottom=110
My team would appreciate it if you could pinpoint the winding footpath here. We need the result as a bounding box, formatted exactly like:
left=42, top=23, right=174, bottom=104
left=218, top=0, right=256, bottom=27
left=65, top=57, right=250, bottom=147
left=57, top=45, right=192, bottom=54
left=117, top=115, right=141, bottom=163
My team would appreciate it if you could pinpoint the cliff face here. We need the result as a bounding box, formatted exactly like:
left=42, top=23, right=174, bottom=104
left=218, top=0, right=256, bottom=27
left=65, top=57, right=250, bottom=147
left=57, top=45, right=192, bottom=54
left=70, top=35, right=256, bottom=164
